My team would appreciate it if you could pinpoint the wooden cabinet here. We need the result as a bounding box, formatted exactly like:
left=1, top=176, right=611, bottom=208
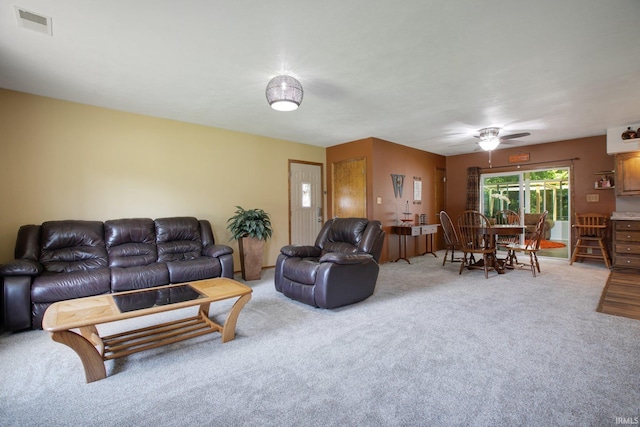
left=612, top=220, right=640, bottom=269
left=598, top=219, right=640, bottom=320
left=615, top=151, right=640, bottom=196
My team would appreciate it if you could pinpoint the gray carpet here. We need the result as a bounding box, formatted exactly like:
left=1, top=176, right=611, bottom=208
left=1, top=252, right=639, bottom=427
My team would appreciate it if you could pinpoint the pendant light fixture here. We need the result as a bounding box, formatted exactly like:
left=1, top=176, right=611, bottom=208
left=266, top=75, right=303, bottom=111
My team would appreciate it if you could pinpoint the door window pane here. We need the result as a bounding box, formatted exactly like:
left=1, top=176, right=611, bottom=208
left=482, top=174, right=521, bottom=218
left=525, top=170, right=569, bottom=221
left=301, top=183, right=311, bottom=208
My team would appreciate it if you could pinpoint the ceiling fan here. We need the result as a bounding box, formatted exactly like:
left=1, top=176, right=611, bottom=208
left=474, top=127, right=531, bottom=168
left=474, top=127, right=531, bottom=152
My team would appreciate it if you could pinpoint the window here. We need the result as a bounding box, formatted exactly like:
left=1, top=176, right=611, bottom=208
left=301, top=182, right=311, bottom=208
left=481, top=168, right=571, bottom=259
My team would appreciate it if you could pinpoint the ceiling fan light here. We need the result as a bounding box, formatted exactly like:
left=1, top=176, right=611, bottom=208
left=266, top=75, right=303, bottom=111
left=479, top=137, right=500, bottom=151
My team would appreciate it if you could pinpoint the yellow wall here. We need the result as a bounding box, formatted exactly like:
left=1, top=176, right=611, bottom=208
left=0, top=89, right=325, bottom=267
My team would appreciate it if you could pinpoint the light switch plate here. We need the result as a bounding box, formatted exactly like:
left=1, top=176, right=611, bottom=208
left=586, top=194, right=599, bottom=202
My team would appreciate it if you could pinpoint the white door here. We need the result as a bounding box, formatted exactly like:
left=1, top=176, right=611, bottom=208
left=290, top=161, right=323, bottom=245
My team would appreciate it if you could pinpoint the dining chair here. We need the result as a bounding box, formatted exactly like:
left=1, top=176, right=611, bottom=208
left=506, top=211, right=547, bottom=277
left=457, top=210, right=497, bottom=278
left=439, top=211, right=464, bottom=266
left=494, top=209, right=521, bottom=266
left=570, top=213, right=611, bottom=268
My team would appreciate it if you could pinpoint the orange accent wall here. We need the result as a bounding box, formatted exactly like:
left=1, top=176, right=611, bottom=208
left=446, top=135, right=616, bottom=246
left=327, top=137, right=446, bottom=263
left=329, top=135, right=615, bottom=263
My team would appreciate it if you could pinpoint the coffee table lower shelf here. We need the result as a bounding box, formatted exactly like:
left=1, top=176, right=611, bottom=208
left=102, top=312, right=221, bottom=360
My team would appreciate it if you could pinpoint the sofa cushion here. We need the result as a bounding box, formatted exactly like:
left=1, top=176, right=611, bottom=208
left=31, top=268, right=111, bottom=303
left=155, top=217, right=204, bottom=262
left=105, top=218, right=156, bottom=247
left=39, top=220, right=108, bottom=273
left=108, top=243, right=158, bottom=267
left=105, top=218, right=158, bottom=268
left=281, top=257, right=320, bottom=285
left=110, top=264, right=170, bottom=292
left=155, top=217, right=201, bottom=243
left=326, top=218, right=367, bottom=246
left=165, top=257, right=221, bottom=283
left=158, top=241, right=202, bottom=261
left=322, top=241, right=358, bottom=255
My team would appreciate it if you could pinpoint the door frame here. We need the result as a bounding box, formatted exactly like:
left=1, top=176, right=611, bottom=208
left=480, top=166, right=572, bottom=258
left=288, top=160, right=324, bottom=245
left=435, top=167, right=446, bottom=250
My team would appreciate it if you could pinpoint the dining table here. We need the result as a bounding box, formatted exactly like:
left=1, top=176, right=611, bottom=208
left=470, top=224, right=527, bottom=273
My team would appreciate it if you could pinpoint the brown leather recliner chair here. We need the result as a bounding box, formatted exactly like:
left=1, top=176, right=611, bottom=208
left=274, top=218, right=385, bottom=309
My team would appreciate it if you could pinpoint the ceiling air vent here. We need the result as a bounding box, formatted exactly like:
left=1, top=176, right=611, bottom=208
left=14, top=6, right=53, bottom=36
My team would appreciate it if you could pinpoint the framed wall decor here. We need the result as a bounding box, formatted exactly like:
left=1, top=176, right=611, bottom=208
left=509, top=153, right=530, bottom=163
left=413, top=177, right=422, bottom=204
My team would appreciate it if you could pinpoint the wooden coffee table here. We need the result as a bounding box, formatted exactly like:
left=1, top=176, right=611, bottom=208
left=42, top=277, right=252, bottom=383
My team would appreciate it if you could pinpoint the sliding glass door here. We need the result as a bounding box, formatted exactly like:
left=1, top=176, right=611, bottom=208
left=480, top=168, right=570, bottom=259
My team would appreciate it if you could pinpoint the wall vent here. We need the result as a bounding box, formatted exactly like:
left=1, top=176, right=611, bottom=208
left=14, top=6, right=53, bottom=36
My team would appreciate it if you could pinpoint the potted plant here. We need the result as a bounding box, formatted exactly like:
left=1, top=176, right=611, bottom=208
left=227, top=206, right=273, bottom=280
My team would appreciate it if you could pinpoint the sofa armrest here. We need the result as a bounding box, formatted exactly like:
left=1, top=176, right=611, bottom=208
left=280, top=245, right=321, bottom=258
left=202, top=244, right=234, bottom=258
left=319, top=253, right=374, bottom=265
left=3, top=275, right=34, bottom=330
left=0, top=259, right=43, bottom=277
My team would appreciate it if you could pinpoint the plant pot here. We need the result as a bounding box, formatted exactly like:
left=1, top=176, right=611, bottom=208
left=238, top=236, right=264, bottom=280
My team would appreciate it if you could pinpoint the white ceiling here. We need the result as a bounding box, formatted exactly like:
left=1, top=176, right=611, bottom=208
left=2, top=1, right=640, bottom=156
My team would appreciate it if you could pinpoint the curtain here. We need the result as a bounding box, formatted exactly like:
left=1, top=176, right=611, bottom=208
left=466, top=167, right=481, bottom=211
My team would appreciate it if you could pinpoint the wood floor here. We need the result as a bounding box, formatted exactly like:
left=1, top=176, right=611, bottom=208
left=597, top=269, right=640, bottom=321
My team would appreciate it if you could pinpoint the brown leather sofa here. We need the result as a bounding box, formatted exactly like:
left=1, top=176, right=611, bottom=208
left=274, top=218, right=385, bottom=309
left=524, top=213, right=554, bottom=240
left=0, top=217, right=233, bottom=331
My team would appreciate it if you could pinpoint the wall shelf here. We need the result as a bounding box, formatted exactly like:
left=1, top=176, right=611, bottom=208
left=594, top=170, right=614, bottom=189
